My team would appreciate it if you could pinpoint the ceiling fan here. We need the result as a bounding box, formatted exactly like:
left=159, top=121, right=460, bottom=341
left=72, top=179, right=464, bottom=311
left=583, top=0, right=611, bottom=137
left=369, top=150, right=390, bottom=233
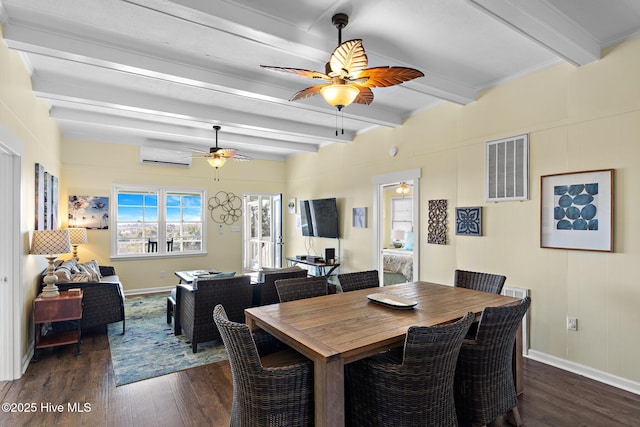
left=261, top=13, right=424, bottom=111
left=193, top=125, right=250, bottom=179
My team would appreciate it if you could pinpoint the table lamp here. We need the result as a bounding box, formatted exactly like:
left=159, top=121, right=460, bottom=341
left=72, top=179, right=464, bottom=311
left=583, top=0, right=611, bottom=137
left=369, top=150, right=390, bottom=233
left=391, top=229, right=406, bottom=248
left=30, top=229, right=72, bottom=298
left=67, top=227, right=88, bottom=261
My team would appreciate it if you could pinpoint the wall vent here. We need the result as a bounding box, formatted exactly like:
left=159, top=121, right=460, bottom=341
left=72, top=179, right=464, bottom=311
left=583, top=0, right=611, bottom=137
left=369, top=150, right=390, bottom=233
left=486, top=134, right=529, bottom=202
left=501, top=285, right=530, bottom=355
left=139, top=146, right=191, bottom=168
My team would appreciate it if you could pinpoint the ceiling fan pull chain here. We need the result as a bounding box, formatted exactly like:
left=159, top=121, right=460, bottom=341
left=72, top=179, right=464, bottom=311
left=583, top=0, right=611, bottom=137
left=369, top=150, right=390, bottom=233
left=341, top=109, right=345, bottom=135
left=335, top=109, right=339, bottom=136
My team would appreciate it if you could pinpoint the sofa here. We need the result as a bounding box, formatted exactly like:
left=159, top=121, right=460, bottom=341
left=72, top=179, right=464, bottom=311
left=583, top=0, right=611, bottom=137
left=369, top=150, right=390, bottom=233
left=43, top=259, right=125, bottom=334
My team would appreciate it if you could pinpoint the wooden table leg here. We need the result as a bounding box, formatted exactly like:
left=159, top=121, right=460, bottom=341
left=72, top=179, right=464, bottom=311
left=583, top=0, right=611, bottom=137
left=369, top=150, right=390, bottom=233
left=315, top=357, right=344, bottom=427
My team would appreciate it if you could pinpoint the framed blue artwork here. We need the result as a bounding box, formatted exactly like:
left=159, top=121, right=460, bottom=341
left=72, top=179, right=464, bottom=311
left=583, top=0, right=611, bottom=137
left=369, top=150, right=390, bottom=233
left=540, top=169, right=614, bottom=252
left=455, top=207, right=482, bottom=236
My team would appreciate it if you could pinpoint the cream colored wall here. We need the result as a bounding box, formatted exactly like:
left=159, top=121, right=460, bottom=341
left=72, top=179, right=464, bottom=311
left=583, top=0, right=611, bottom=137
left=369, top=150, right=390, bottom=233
left=0, top=26, right=63, bottom=362
left=285, top=37, right=640, bottom=383
left=60, top=139, right=286, bottom=291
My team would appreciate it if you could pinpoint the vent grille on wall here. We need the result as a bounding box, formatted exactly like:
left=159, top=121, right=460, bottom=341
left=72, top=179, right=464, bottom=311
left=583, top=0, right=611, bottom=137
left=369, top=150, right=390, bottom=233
left=501, top=285, right=529, bottom=355
left=486, top=134, right=529, bottom=202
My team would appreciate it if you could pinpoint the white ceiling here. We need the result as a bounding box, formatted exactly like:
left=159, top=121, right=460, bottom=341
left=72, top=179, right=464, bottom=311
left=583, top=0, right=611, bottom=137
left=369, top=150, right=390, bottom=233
left=1, top=0, right=639, bottom=162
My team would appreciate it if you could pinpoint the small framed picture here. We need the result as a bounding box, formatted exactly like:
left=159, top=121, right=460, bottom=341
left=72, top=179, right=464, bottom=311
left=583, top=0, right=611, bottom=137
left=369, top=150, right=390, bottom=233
left=352, top=207, right=367, bottom=228
left=540, top=169, right=614, bottom=252
left=455, top=207, right=482, bottom=236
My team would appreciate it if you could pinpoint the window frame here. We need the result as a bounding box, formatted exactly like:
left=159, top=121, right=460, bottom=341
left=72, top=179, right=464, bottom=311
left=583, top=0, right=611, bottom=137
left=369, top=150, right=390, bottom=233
left=110, top=184, right=207, bottom=259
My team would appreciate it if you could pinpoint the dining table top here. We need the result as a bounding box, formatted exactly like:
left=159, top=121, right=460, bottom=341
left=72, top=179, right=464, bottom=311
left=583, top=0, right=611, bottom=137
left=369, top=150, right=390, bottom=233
left=246, top=281, right=520, bottom=363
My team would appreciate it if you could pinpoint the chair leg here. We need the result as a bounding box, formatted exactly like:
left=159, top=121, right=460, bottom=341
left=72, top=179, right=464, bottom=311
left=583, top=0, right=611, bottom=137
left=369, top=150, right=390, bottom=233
left=507, top=407, right=523, bottom=426
left=192, top=341, right=198, bottom=353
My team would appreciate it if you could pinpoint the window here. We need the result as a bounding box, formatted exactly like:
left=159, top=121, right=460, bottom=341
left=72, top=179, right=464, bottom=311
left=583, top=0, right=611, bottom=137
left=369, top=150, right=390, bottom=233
left=391, top=197, right=413, bottom=233
left=112, top=185, right=206, bottom=258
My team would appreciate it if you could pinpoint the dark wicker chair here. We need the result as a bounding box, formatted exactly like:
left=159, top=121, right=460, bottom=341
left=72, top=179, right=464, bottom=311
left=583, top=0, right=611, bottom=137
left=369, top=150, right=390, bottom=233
left=258, top=268, right=308, bottom=306
left=454, top=270, right=506, bottom=294
left=338, top=270, right=379, bottom=292
left=454, top=297, right=531, bottom=427
left=275, top=276, right=328, bottom=302
left=346, top=312, right=475, bottom=427
left=177, top=275, right=253, bottom=353
left=213, top=304, right=314, bottom=427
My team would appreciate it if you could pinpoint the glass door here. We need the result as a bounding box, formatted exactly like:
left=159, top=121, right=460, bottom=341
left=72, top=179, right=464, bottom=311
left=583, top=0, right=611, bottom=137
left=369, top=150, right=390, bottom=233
left=242, top=193, right=282, bottom=272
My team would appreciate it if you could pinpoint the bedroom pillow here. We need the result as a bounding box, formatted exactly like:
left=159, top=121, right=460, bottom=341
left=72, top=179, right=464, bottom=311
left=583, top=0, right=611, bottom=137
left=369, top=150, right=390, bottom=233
left=404, top=231, right=414, bottom=251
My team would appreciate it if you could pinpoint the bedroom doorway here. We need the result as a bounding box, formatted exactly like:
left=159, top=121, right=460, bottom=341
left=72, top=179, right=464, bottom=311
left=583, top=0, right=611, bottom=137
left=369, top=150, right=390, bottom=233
left=372, top=169, right=421, bottom=286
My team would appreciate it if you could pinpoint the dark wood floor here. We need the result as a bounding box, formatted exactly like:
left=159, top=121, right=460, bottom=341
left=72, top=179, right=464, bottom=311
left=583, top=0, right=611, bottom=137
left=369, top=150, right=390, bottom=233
left=2, top=328, right=639, bottom=426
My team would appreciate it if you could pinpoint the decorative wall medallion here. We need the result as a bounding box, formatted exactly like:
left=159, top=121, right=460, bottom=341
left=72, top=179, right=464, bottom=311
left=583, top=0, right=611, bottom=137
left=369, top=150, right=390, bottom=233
left=208, top=191, right=242, bottom=224
left=455, top=207, right=482, bottom=236
left=428, top=199, right=447, bottom=245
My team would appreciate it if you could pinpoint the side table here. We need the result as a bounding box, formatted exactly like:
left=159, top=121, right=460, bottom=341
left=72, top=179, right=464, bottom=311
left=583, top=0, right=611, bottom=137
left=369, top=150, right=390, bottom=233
left=32, top=290, right=83, bottom=361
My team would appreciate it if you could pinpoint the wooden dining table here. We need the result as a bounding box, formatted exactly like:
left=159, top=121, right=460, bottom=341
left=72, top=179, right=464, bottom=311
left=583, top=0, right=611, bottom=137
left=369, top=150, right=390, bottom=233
left=245, top=281, right=523, bottom=427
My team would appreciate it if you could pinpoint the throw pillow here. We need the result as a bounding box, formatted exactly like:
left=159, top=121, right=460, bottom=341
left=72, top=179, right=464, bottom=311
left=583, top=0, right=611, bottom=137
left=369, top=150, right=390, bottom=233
left=79, top=260, right=102, bottom=281
left=71, top=272, right=91, bottom=282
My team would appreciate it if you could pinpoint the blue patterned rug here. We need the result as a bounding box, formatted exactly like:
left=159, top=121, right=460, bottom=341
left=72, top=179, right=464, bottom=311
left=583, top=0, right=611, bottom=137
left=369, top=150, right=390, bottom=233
left=107, top=293, right=227, bottom=386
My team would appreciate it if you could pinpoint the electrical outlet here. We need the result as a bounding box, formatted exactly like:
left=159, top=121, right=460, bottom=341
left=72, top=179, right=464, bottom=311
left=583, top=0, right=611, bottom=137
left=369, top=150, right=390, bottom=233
left=567, top=316, right=578, bottom=331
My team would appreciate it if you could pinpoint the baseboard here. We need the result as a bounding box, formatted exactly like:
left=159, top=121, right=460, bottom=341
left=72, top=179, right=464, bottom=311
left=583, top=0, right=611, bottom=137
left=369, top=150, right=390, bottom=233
left=526, top=350, right=640, bottom=395
left=124, top=286, right=175, bottom=296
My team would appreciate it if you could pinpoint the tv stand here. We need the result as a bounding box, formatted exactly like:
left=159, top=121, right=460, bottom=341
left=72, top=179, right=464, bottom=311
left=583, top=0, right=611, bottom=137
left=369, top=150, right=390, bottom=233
left=284, top=257, right=340, bottom=277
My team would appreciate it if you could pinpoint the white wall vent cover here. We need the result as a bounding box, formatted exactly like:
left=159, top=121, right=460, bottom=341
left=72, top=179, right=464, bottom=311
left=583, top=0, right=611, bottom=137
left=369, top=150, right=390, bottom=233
left=139, top=146, right=191, bottom=168
left=486, top=134, right=529, bottom=202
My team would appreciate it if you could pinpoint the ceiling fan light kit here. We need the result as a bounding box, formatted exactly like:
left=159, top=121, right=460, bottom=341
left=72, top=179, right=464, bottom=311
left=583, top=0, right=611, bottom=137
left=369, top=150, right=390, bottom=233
left=261, top=12, right=424, bottom=112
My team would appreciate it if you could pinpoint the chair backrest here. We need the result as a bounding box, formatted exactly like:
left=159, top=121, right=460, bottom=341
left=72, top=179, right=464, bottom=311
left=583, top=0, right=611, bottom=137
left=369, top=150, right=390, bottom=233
left=475, top=296, right=531, bottom=347
left=338, top=270, right=379, bottom=292
left=275, top=276, right=328, bottom=302
left=454, top=269, right=506, bottom=294
left=259, top=268, right=308, bottom=306
left=191, top=275, right=253, bottom=324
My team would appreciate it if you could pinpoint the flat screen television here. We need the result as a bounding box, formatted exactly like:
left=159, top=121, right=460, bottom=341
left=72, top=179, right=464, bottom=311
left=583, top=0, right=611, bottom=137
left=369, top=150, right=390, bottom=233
left=299, top=197, right=339, bottom=238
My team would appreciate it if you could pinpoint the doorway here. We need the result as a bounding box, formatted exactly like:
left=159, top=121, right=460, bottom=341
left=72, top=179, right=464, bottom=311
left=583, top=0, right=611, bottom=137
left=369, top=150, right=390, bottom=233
left=242, top=193, right=283, bottom=272
left=0, top=128, right=23, bottom=381
left=372, top=169, right=421, bottom=285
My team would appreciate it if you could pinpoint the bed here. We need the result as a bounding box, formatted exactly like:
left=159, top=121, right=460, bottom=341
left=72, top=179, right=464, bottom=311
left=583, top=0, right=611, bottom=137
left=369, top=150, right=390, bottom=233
left=382, top=249, right=414, bottom=285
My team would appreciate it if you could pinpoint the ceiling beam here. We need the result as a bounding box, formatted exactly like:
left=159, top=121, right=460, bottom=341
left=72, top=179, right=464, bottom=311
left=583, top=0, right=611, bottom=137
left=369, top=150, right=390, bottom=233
left=469, top=0, right=600, bottom=66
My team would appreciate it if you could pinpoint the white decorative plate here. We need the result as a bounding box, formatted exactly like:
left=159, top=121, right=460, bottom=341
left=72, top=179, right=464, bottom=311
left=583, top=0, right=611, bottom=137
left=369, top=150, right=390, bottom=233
left=367, top=293, right=417, bottom=310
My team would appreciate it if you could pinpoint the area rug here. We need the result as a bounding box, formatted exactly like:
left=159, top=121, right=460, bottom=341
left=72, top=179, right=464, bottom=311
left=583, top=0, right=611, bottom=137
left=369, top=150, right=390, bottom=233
left=107, top=293, right=227, bottom=386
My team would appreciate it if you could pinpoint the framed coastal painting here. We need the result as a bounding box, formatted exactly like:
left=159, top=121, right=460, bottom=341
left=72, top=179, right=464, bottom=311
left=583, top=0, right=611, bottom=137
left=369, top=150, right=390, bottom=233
left=69, top=196, right=110, bottom=229
left=540, top=169, right=614, bottom=252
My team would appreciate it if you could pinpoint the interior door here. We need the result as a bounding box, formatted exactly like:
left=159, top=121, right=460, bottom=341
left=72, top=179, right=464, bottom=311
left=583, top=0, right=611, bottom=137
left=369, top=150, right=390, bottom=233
left=242, top=193, right=282, bottom=271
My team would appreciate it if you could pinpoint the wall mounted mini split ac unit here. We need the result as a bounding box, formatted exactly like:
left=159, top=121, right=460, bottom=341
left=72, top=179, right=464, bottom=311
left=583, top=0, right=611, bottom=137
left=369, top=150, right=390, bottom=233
left=139, top=146, right=192, bottom=167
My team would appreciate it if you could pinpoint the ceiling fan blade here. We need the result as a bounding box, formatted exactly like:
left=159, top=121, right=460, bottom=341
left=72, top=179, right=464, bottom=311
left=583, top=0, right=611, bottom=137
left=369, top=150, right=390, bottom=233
left=229, top=153, right=251, bottom=161
left=260, top=65, right=329, bottom=80
left=290, top=84, right=326, bottom=101
left=356, top=67, right=424, bottom=88
left=329, top=39, right=367, bottom=78
left=353, top=86, right=374, bottom=105
left=218, top=148, right=238, bottom=157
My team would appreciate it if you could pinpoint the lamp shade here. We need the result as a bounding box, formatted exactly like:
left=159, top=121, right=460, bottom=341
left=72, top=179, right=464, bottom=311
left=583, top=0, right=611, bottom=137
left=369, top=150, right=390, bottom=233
left=68, top=227, right=88, bottom=245
left=391, top=229, right=406, bottom=242
left=320, top=84, right=359, bottom=109
left=30, top=229, right=72, bottom=255
left=207, top=156, right=227, bottom=168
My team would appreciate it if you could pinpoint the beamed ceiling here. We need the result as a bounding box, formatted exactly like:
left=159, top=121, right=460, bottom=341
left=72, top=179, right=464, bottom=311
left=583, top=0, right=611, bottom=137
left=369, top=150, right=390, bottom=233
left=1, top=0, right=639, bottom=163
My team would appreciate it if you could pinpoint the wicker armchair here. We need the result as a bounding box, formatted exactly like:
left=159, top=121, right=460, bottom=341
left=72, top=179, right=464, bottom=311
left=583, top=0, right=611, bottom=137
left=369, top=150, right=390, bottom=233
left=454, top=270, right=506, bottom=294
left=337, top=270, right=379, bottom=292
left=275, top=276, right=328, bottom=302
left=258, top=268, right=308, bottom=306
left=454, top=297, right=531, bottom=427
left=177, top=275, right=253, bottom=353
left=213, top=304, right=314, bottom=427
left=346, top=312, right=474, bottom=427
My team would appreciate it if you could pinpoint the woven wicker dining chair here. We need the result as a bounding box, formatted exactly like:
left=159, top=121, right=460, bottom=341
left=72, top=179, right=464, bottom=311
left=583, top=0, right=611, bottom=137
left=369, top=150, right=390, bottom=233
left=258, top=268, right=309, bottom=306
left=275, top=276, right=328, bottom=302
left=453, top=269, right=506, bottom=294
left=213, top=304, right=314, bottom=427
left=337, top=270, right=379, bottom=292
left=454, top=296, right=531, bottom=427
left=345, top=312, right=475, bottom=427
